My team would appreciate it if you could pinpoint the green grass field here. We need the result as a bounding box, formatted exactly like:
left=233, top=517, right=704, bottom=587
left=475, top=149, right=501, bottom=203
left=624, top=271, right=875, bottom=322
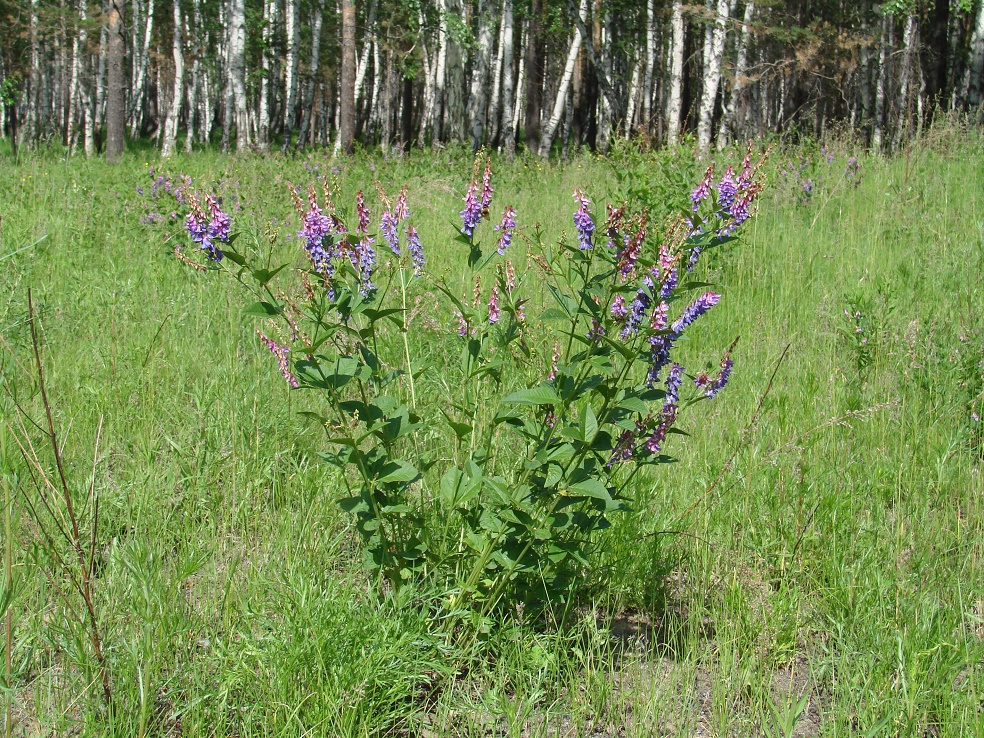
left=0, top=127, right=982, bottom=736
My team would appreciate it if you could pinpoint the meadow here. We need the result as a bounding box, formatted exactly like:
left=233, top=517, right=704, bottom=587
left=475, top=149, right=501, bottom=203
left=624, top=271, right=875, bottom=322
left=0, top=126, right=982, bottom=736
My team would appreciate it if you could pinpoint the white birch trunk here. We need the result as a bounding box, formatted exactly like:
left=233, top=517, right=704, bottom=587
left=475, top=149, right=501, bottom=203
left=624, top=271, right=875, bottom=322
left=228, top=0, right=249, bottom=150
left=511, top=52, right=524, bottom=149
left=966, top=0, right=984, bottom=108
left=417, top=7, right=435, bottom=145
left=597, top=11, right=613, bottom=151
left=501, top=0, right=516, bottom=156
left=432, top=0, right=448, bottom=142
left=258, top=0, right=277, bottom=148
left=719, top=0, right=753, bottom=150
left=130, top=0, right=155, bottom=137
left=697, top=0, right=729, bottom=151
left=643, top=0, right=655, bottom=130
left=467, top=0, right=494, bottom=149
left=354, top=4, right=376, bottom=104
left=162, top=0, right=184, bottom=156
left=299, top=0, right=323, bottom=148
left=893, top=14, right=917, bottom=150
left=539, top=0, right=587, bottom=157
left=488, top=5, right=508, bottom=143
left=283, top=0, right=300, bottom=145
left=369, top=35, right=381, bottom=136
left=873, top=12, right=889, bottom=150
left=67, top=0, right=83, bottom=154
left=666, top=0, right=685, bottom=142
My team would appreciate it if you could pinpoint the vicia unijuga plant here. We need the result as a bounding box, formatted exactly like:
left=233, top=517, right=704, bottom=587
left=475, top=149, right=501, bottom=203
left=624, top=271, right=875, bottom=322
left=165, top=147, right=766, bottom=626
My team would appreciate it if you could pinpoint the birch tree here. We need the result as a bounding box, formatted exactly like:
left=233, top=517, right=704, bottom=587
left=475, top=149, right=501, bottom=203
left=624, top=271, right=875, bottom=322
left=697, top=0, right=730, bottom=151
left=666, top=0, right=685, bottom=142
left=539, top=0, right=587, bottom=157
left=161, top=0, right=184, bottom=156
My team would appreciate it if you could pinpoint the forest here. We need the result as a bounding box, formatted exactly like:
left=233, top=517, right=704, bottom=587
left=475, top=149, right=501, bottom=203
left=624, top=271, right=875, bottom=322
left=1, top=0, right=984, bottom=157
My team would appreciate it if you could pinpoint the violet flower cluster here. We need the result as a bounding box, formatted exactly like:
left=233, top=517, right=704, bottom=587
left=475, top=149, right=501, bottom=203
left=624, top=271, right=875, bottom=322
left=495, top=206, right=517, bottom=255
left=184, top=193, right=231, bottom=262
left=257, top=331, right=299, bottom=389
left=573, top=189, right=595, bottom=250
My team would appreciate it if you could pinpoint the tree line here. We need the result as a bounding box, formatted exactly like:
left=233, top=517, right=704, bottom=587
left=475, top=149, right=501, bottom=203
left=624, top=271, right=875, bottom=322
left=1, top=0, right=983, bottom=159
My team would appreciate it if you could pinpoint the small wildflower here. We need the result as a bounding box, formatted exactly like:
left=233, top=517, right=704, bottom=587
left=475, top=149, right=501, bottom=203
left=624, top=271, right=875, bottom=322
left=495, top=206, right=517, bottom=254
left=548, top=341, right=560, bottom=381
left=572, top=189, right=595, bottom=249
left=504, top=260, right=516, bottom=293
left=611, top=294, right=628, bottom=320
left=481, top=159, right=494, bottom=214
left=608, top=430, right=635, bottom=467
left=605, top=203, right=626, bottom=249
left=671, top=292, right=720, bottom=334
left=356, top=190, right=370, bottom=234
left=394, top=185, right=409, bottom=222
left=405, top=225, right=425, bottom=274
left=691, top=165, right=714, bottom=211
left=257, top=331, right=299, bottom=389
left=460, top=179, right=482, bottom=237
left=472, top=275, right=482, bottom=308
left=381, top=210, right=400, bottom=255
left=454, top=311, right=468, bottom=336
left=716, top=166, right=737, bottom=211
left=488, top=284, right=500, bottom=324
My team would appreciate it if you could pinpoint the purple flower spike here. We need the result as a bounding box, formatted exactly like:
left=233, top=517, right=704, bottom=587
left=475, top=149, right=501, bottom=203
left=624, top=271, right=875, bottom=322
left=664, top=363, right=684, bottom=410
left=405, top=225, right=425, bottom=275
left=298, top=192, right=334, bottom=273
left=394, top=186, right=409, bottom=222
left=495, top=206, right=517, bottom=255
left=257, top=331, right=299, bottom=389
left=481, top=160, right=494, bottom=212
left=488, top=284, right=500, bottom=324
left=611, top=295, right=628, bottom=320
left=381, top=210, right=400, bottom=255
left=691, top=166, right=714, bottom=212
left=460, top=179, right=482, bottom=238
left=185, top=193, right=231, bottom=262
left=572, top=189, right=595, bottom=250
left=717, top=166, right=737, bottom=212
left=356, top=190, right=370, bottom=234
left=671, top=292, right=720, bottom=334
left=620, top=289, right=650, bottom=338
left=608, top=430, right=635, bottom=467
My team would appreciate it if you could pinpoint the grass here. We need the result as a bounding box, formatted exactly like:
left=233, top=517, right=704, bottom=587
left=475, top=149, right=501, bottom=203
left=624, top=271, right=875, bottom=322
left=0, top=126, right=982, bottom=736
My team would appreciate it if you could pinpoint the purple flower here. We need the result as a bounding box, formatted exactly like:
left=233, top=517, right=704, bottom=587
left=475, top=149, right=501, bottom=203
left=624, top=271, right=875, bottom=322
left=357, top=236, right=376, bottom=294
left=620, top=289, right=650, bottom=338
left=257, top=331, right=299, bottom=389
left=481, top=160, right=494, bottom=212
left=455, top=311, right=468, bottom=336
left=136, top=185, right=144, bottom=196
left=691, top=165, right=714, bottom=212
left=495, top=206, right=517, bottom=255
left=405, top=225, right=425, bottom=275
left=488, top=284, right=501, bottom=324
left=185, top=193, right=231, bottom=262
left=381, top=210, right=400, bottom=255
left=671, top=292, right=720, bottom=334
left=661, top=267, right=678, bottom=300
left=704, top=356, right=733, bottom=398
left=687, top=246, right=701, bottom=272
left=548, top=342, right=560, bottom=381
left=572, top=189, right=595, bottom=250
left=394, top=186, right=409, bottom=222
left=608, top=430, right=635, bottom=467
left=647, top=334, right=673, bottom=386
left=460, top=179, right=482, bottom=238
left=610, top=295, right=628, bottom=320
left=356, top=190, right=370, bottom=234
left=298, top=195, right=334, bottom=273
left=664, top=363, right=684, bottom=410
left=716, top=166, right=737, bottom=212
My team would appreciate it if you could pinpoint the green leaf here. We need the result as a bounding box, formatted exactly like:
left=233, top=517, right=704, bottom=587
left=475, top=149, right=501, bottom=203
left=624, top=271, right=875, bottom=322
left=377, top=460, right=419, bottom=484
left=538, top=308, right=570, bottom=322
left=252, top=264, right=288, bottom=285
left=243, top=301, right=282, bottom=317
left=502, top=385, right=561, bottom=406
left=582, top=404, right=598, bottom=444
left=441, top=410, right=472, bottom=439
left=567, top=478, right=612, bottom=501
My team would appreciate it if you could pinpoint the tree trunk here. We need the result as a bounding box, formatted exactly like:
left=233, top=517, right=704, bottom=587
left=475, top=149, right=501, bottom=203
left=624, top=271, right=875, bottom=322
left=339, top=0, right=356, bottom=153
left=258, top=0, right=277, bottom=148
left=432, top=0, right=448, bottom=142
left=105, top=0, right=125, bottom=161
left=523, top=0, right=543, bottom=151
left=894, top=14, right=917, bottom=150
left=873, top=12, right=889, bottom=150
left=926, top=0, right=949, bottom=111
left=467, top=0, right=493, bottom=150
left=281, top=0, right=300, bottom=148
left=488, top=4, right=508, bottom=145
left=666, top=0, right=685, bottom=142
left=446, top=0, right=466, bottom=142
left=162, top=0, right=183, bottom=156
left=227, top=0, right=248, bottom=151
left=130, top=0, right=154, bottom=137
left=298, top=0, right=323, bottom=149
left=697, top=0, right=729, bottom=151
left=539, top=0, right=587, bottom=157
left=719, top=1, right=753, bottom=150
left=417, top=7, right=435, bottom=146
left=643, top=0, right=655, bottom=131
left=501, top=0, right=516, bottom=156
left=966, top=0, right=984, bottom=108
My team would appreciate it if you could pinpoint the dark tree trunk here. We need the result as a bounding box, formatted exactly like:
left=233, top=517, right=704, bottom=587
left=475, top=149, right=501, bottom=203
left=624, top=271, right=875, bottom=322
left=401, top=76, right=413, bottom=151
left=523, top=0, right=543, bottom=152
left=105, top=0, right=125, bottom=161
left=927, top=0, right=949, bottom=109
left=339, top=0, right=356, bottom=153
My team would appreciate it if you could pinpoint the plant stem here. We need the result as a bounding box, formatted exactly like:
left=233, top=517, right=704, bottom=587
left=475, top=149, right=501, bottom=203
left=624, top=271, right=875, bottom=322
left=399, top=268, right=417, bottom=409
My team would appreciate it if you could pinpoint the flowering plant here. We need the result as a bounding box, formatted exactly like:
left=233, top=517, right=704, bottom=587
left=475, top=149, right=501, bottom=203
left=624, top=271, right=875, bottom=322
left=168, top=149, right=765, bottom=621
